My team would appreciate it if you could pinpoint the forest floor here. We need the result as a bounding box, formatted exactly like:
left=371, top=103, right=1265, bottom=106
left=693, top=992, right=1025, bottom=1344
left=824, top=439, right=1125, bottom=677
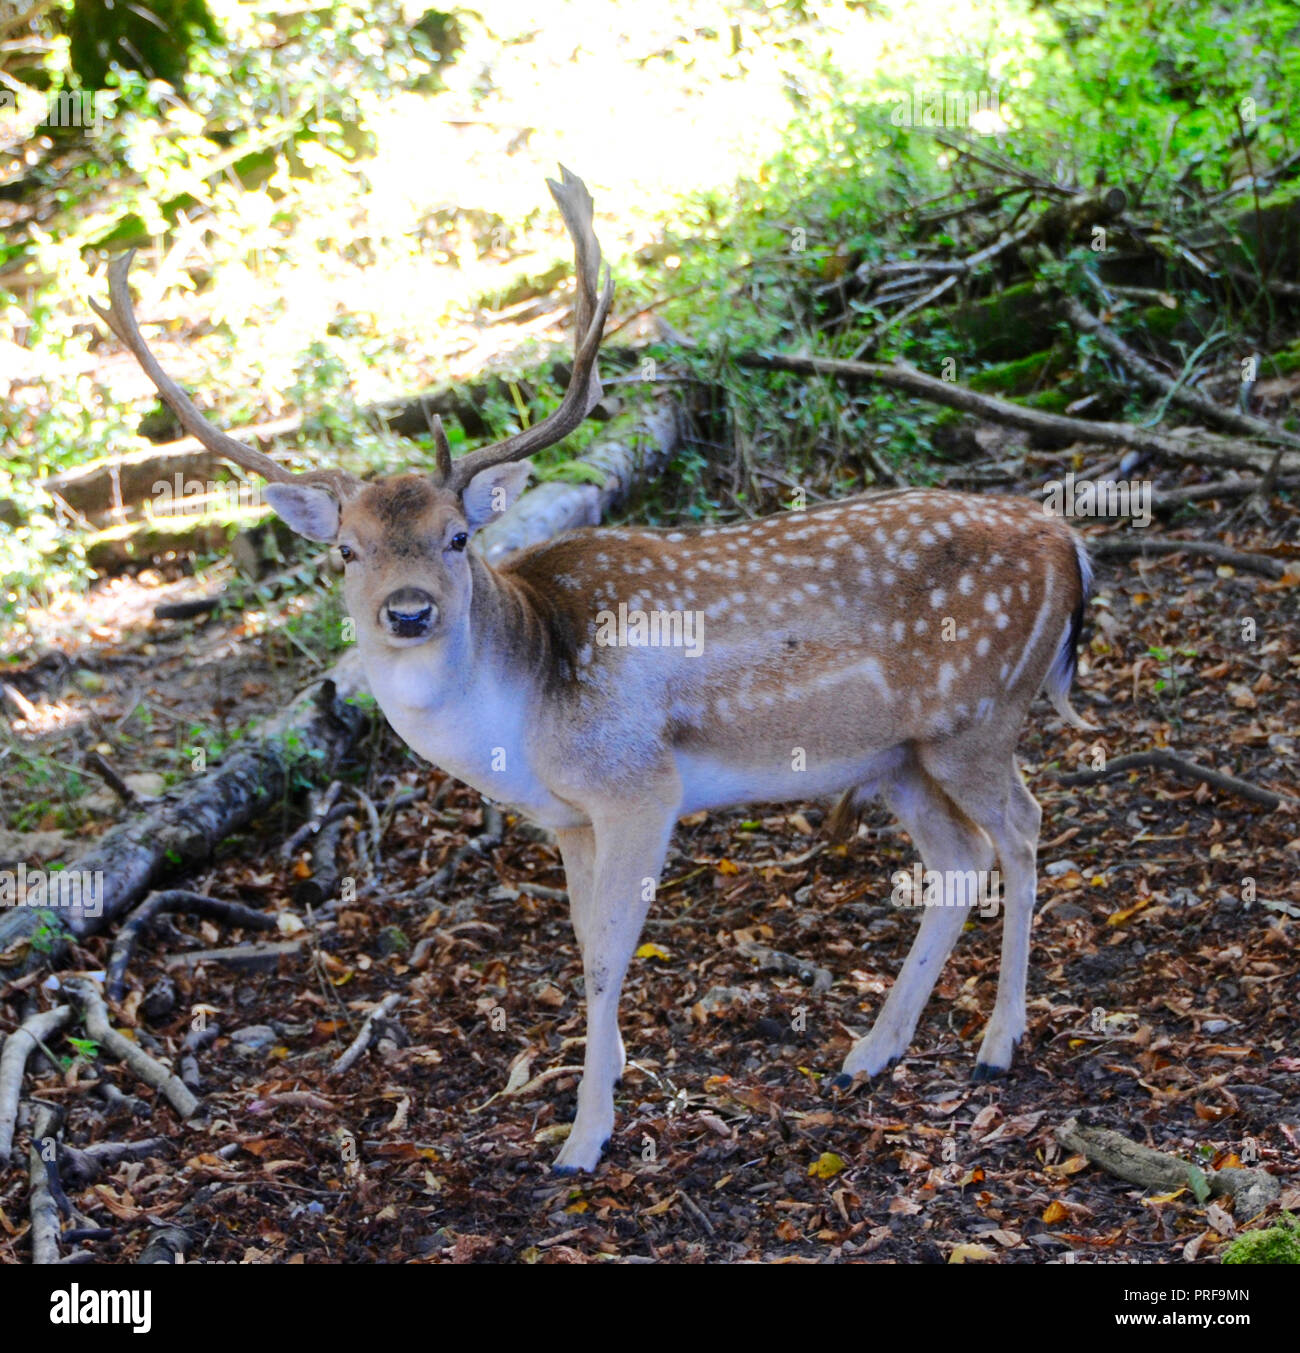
left=1, top=472, right=1297, bottom=1265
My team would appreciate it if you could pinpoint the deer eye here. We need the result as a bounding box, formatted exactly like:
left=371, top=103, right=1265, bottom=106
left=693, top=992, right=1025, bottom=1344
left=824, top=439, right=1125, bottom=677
left=338, top=544, right=355, bottom=563
left=449, top=532, right=468, bottom=553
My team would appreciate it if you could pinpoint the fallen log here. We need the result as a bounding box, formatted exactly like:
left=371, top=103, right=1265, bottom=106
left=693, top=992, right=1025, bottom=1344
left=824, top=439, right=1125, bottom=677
left=0, top=659, right=369, bottom=969
left=44, top=349, right=646, bottom=521
left=477, top=394, right=684, bottom=562
left=41, top=416, right=301, bottom=520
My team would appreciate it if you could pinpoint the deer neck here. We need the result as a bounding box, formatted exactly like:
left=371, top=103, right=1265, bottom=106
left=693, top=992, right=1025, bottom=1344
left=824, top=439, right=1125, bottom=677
left=357, top=553, right=579, bottom=824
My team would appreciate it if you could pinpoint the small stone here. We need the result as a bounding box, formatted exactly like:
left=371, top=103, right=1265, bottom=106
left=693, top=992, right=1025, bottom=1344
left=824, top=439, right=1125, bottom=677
left=229, top=1024, right=277, bottom=1051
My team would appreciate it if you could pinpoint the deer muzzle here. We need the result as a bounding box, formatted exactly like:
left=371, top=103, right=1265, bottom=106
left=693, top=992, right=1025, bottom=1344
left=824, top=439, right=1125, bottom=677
left=380, top=588, right=438, bottom=641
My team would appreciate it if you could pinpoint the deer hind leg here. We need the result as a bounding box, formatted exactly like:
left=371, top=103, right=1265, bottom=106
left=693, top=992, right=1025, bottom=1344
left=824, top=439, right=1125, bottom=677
left=555, top=824, right=624, bottom=1080
left=552, top=793, right=677, bottom=1175
left=837, top=761, right=994, bottom=1084
left=920, top=746, right=1042, bottom=1080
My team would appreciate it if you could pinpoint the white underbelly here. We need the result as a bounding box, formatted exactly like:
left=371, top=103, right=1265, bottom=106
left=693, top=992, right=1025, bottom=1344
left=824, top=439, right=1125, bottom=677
left=673, top=745, right=905, bottom=816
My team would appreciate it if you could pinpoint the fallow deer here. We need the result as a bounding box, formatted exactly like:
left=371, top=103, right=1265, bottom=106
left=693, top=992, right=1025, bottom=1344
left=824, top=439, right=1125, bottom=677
left=92, top=167, right=1092, bottom=1174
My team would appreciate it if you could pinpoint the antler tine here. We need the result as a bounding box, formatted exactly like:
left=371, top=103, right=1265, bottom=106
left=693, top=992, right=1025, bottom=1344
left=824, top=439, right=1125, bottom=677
left=445, top=167, right=614, bottom=494
left=430, top=413, right=453, bottom=482
left=91, top=253, right=359, bottom=498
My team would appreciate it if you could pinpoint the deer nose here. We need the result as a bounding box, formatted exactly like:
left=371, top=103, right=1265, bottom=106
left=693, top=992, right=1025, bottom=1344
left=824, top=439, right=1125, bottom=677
left=381, top=588, right=437, bottom=639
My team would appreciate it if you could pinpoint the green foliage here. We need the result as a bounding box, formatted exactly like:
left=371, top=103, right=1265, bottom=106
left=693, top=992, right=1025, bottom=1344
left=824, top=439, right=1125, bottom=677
left=67, top=0, right=221, bottom=90
left=6, top=0, right=1300, bottom=601
left=1223, top=1214, right=1300, bottom=1265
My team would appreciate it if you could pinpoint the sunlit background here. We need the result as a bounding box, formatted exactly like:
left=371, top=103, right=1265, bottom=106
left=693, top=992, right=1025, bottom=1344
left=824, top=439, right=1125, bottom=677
left=2, top=0, right=1296, bottom=628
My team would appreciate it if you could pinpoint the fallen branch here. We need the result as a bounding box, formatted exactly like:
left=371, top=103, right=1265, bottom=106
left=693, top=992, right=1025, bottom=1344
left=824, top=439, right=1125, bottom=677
left=1151, top=475, right=1300, bottom=511
left=59, top=1137, right=171, bottom=1188
left=0, top=1005, right=72, bottom=1163
left=330, top=992, right=403, bottom=1078
left=180, top=1022, right=219, bottom=1092
left=1088, top=535, right=1289, bottom=578
left=1061, top=294, right=1300, bottom=451
left=734, top=350, right=1300, bottom=477
left=1057, top=750, right=1298, bottom=812
left=63, top=979, right=199, bottom=1120
left=0, top=659, right=370, bottom=971
left=28, top=1103, right=62, bottom=1265
left=137, top=1226, right=194, bottom=1265
left=292, top=807, right=347, bottom=909
left=107, top=890, right=279, bottom=1002
left=419, top=803, right=506, bottom=900
left=1056, top=1116, right=1281, bottom=1219
left=734, top=940, right=833, bottom=995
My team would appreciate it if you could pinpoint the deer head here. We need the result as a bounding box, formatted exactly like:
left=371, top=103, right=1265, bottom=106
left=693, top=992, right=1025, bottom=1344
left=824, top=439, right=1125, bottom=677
left=90, top=166, right=613, bottom=652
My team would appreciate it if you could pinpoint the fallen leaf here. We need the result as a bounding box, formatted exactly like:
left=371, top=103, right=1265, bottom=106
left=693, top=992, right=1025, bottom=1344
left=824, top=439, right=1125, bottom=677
left=949, top=1243, right=996, bottom=1263
left=808, top=1152, right=847, bottom=1180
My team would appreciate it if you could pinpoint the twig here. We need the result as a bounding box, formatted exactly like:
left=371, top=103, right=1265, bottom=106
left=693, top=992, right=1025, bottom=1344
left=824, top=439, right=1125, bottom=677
left=1057, top=750, right=1298, bottom=812
left=83, top=751, right=139, bottom=807
left=0, top=1004, right=71, bottom=1162
left=1, top=680, right=40, bottom=722
left=107, top=890, right=278, bottom=1002
left=283, top=781, right=343, bottom=856
left=329, top=992, right=403, bottom=1078
left=675, top=1188, right=716, bottom=1237
left=180, top=1022, right=219, bottom=1092
left=735, top=940, right=833, bottom=995
left=63, top=979, right=200, bottom=1119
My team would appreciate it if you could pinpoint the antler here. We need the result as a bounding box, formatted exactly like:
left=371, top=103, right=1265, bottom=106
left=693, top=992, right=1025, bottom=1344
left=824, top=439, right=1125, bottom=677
left=443, top=165, right=614, bottom=494
left=90, top=252, right=358, bottom=498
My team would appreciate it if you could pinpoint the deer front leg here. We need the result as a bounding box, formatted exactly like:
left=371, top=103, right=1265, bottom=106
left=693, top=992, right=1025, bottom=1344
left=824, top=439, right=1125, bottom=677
left=552, top=795, right=676, bottom=1174
left=555, top=824, right=624, bottom=1079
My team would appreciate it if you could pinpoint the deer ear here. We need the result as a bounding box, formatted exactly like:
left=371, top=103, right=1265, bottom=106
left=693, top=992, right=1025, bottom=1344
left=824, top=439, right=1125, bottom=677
left=265, top=483, right=340, bottom=542
left=461, top=460, right=532, bottom=531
